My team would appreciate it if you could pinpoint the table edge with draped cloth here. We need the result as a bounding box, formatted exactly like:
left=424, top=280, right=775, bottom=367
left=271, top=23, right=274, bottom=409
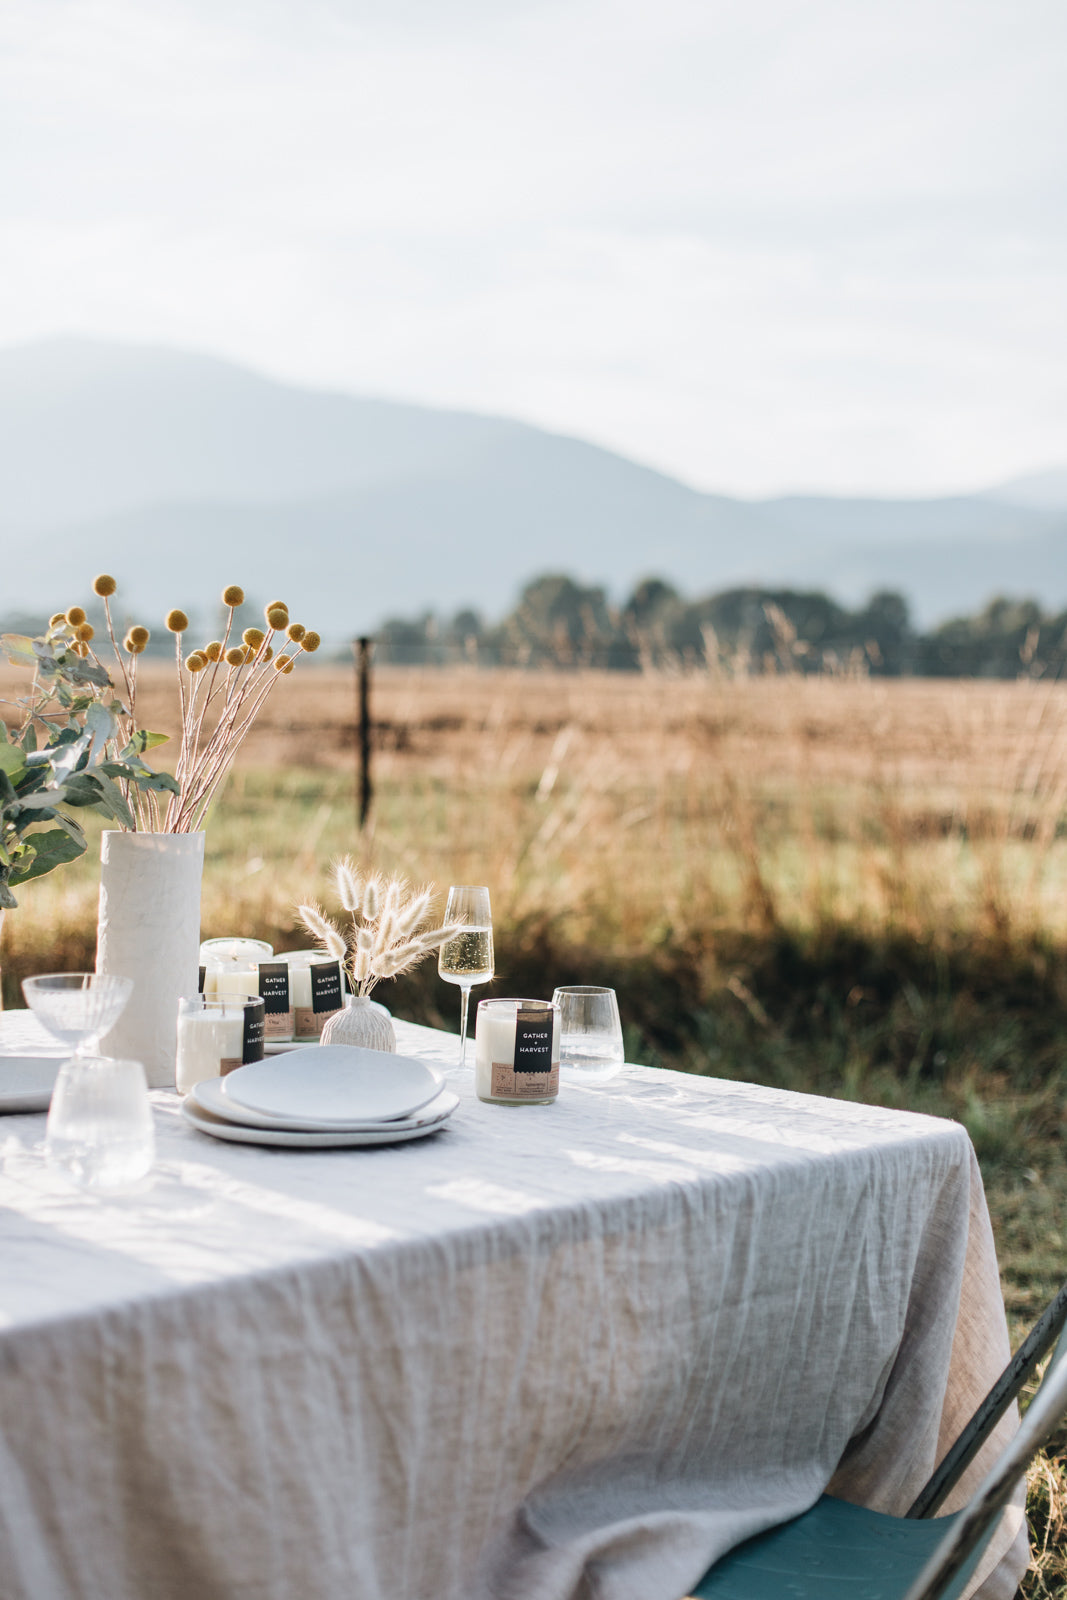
left=0, top=1015, right=1028, bottom=1600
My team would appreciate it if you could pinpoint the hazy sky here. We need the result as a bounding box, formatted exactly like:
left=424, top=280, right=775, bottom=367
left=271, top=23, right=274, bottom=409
left=2, top=0, right=1065, bottom=497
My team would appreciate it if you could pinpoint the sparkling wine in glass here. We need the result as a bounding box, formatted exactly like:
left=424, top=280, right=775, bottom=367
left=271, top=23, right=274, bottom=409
left=438, top=886, right=494, bottom=1070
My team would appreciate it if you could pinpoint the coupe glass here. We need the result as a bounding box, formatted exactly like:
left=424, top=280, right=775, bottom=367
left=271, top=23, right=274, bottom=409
left=551, top=986, right=625, bottom=1082
left=22, top=973, right=154, bottom=1188
left=437, top=886, right=494, bottom=1069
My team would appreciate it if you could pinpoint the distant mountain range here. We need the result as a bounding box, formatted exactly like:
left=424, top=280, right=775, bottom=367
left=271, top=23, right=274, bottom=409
left=1, top=336, right=1065, bottom=641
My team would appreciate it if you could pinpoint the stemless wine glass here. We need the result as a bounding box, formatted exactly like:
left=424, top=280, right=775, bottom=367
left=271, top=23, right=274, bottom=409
left=437, top=886, right=494, bottom=1070
left=551, top=986, right=625, bottom=1083
left=22, top=973, right=154, bottom=1188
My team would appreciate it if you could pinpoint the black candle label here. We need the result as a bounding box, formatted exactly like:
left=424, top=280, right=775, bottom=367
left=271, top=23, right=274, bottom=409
left=514, top=1006, right=554, bottom=1072
left=198, top=964, right=206, bottom=994
left=258, top=963, right=291, bottom=1014
left=242, top=998, right=266, bottom=1063
left=311, top=961, right=343, bottom=1013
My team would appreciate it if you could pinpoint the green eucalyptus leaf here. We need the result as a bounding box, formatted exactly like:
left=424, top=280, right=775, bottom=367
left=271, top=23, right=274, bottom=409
left=20, top=724, right=37, bottom=753
left=0, top=744, right=26, bottom=782
left=8, top=828, right=86, bottom=886
left=2, top=635, right=39, bottom=669
left=68, top=769, right=135, bottom=828
left=121, top=729, right=170, bottom=758
left=17, top=789, right=66, bottom=810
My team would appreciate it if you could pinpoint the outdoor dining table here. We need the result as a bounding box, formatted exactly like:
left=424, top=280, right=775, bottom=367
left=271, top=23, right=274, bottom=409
left=0, top=1012, right=1028, bottom=1600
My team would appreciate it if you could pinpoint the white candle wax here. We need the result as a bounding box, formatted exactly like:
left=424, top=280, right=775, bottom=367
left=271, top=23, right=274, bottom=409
left=209, top=963, right=258, bottom=999
left=176, top=1010, right=245, bottom=1093
left=287, top=961, right=313, bottom=1011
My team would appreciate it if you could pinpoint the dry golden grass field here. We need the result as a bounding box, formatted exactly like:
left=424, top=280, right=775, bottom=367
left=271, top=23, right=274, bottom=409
left=4, top=659, right=1067, bottom=1594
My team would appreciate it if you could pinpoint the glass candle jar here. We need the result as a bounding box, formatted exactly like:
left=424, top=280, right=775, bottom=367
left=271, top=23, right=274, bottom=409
left=475, top=998, right=560, bottom=1105
left=176, top=995, right=265, bottom=1093
left=282, top=951, right=345, bottom=1041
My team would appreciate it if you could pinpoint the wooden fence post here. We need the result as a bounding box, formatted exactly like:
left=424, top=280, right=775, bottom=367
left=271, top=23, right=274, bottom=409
left=355, top=636, right=373, bottom=828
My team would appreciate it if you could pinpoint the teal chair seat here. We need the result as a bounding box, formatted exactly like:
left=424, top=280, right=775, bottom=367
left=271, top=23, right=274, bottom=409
left=690, top=1496, right=966, bottom=1600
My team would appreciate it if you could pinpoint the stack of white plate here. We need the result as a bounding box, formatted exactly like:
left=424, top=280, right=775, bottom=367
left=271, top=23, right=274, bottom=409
left=180, top=1045, right=457, bottom=1148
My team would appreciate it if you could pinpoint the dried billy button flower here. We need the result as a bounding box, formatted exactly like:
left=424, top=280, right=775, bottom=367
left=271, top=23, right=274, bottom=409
left=286, top=623, right=306, bottom=643
left=184, top=652, right=207, bottom=673
left=74, top=623, right=95, bottom=643
left=301, top=631, right=321, bottom=653
left=242, top=627, right=266, bottom=650
left=129, top=625, right=150, bottom=648
left=225, top=647, right=245, bottom=667
left=222, top=585, right=244, bottom=607
left=123, top=634, right=146, bottom=655
left=166, top=609, right=189, bottom=634
left=264, top=645, right=274, bottom=661
left=49, top=612, right=67, bottom=629
left=265, top=605, right=289, bottom=630
left=93, top=574, right=117, bottom=597
left=274, top=655, right=294, bottom=674
left=203, top=641, right=223, bottom=662
left=66, top=606, right=87, bottom=626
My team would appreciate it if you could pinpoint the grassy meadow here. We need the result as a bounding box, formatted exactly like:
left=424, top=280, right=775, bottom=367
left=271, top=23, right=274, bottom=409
left=3, top=660, right=1066, bottom=1594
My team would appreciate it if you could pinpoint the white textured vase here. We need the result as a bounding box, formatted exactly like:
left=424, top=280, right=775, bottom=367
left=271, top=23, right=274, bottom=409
left=96, top=830, right=206, bottom=1088
left=320, top=995, right=396, bottom=1053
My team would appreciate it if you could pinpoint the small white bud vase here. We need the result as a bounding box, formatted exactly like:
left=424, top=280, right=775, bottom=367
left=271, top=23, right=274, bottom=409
left=319, top=995, right=396, bottom=1053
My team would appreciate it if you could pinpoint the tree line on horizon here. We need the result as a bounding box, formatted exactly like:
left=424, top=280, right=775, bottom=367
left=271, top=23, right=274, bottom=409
left=375, top=573, right=1067, bottom=679
left=4, top=576, right=1065, bottom=679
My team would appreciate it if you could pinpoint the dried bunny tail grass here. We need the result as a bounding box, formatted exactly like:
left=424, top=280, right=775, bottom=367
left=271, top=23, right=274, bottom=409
left=333, top=857, right=362, bottom=914
left=297, top=902, right=347, bottom=962
left=352, top=944, right=371, bottom=983
left=415, top=923, right=462, bottom=951
left=356, top=926, right=375, bottom=954
left=361, top=876, right=381, bottom=922
left=395, top=886, right=433, bottom=939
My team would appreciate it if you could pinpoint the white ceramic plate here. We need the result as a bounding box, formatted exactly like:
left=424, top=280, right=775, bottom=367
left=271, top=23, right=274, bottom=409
left=192, top=1075, right=458, bottom=1133
left=221, top=1045, right=442, bottom=1125
left=181, top=1094, right=456, bottom=1148
left=0, top=1053, right=65, bottom=1114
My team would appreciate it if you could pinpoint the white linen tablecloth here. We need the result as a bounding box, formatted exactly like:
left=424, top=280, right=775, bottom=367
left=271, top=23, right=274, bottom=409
left=0, top=1015, right=1027, bottom=1600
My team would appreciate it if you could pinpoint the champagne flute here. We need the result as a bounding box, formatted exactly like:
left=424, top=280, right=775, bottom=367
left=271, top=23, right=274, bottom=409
left=438, top=886, right=494, bottom=1069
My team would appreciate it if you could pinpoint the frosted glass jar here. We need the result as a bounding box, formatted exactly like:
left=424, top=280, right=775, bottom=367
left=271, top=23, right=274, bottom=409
left=475, top=998, right=560, bottom=1105
left=281, top=950, right=345, bottom=1041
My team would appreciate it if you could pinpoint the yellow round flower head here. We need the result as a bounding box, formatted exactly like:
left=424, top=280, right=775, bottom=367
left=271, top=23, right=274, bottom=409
left=48, top=612, right=67, bottom=629
left=166, top=609, right=189, bottom=634
left=129, top=625, right=150, bottom=648
left=222, top=585, right=245, bottom=608
left=92, top=574, right=117, bottom=598
left=73, top=641, right=89, bottom=657
left=66, top=606, right=87, bottom=627
left=203, top=640, right=223, bottom=662
left=274, top=655, right=295, bottom=674
left=74, top=622, right=95, bottom=643
left=265, top=605, right=289, bottom=630
left=242, top=627, right=266, bottom=650
left=286, top=622, right=306, bottom=643
left=242, top=644, right=256, bottom=664
left=225, top=646, right=245, bottom=667
left=300, top=631, right=321, bottom=653
left=184, top=652, right=206, bottom=673
left=263, top=645, right=274, bottom=661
